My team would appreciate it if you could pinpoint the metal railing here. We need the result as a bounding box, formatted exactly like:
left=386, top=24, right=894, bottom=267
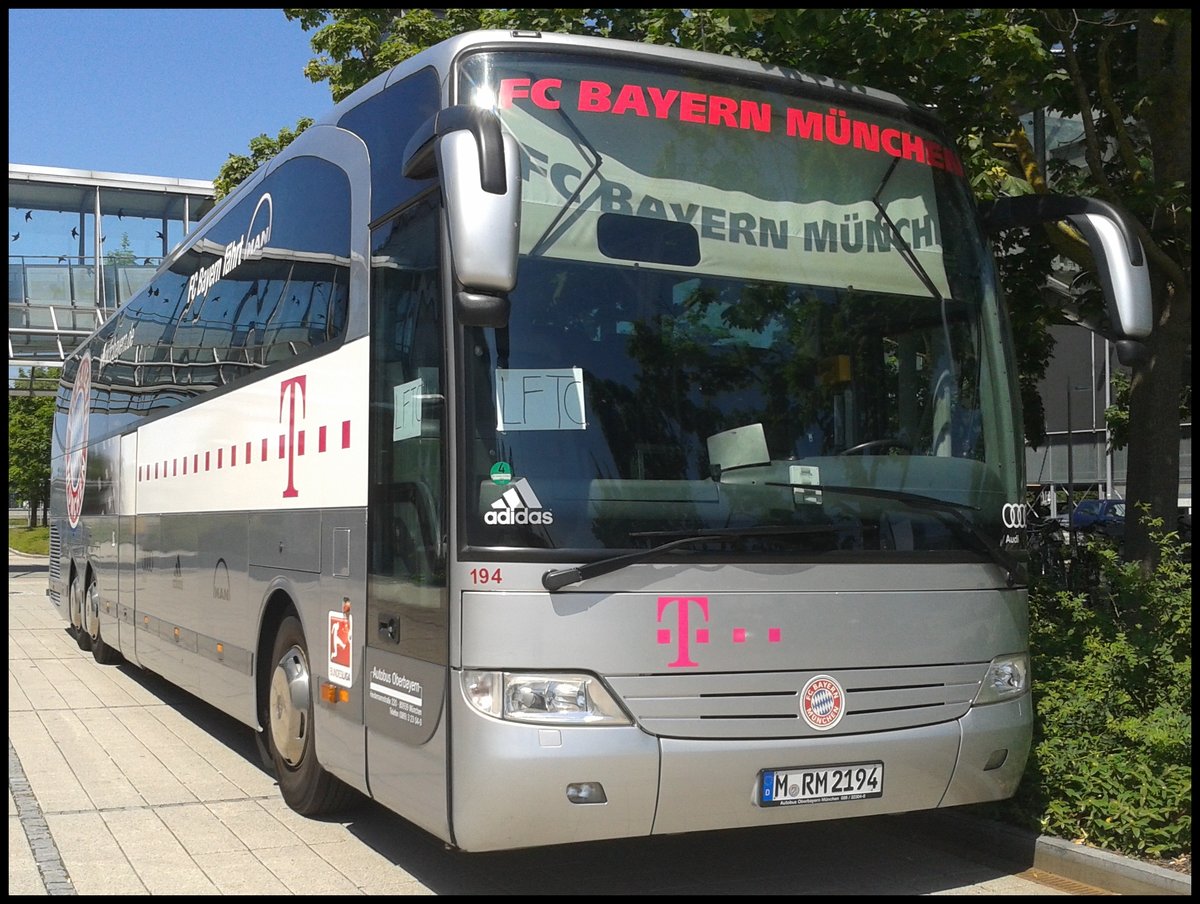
left=8, top=255, right=160, bottom=367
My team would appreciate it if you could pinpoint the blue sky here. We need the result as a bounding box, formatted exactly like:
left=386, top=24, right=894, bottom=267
left=8, top=9, right=334, bottom=182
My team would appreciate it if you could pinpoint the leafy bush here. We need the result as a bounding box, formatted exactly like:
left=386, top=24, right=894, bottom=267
left=984, top=516, right=1191, bottom=859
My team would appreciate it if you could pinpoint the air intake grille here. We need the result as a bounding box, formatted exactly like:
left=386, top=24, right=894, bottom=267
left=607, top=663, right=986, bottom=739
left=47, top=522, right=62, bottom=603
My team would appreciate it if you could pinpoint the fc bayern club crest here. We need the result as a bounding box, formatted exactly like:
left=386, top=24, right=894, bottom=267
left=65, top=355, right=92, bottom=528
left=800, top=674, right=845, bottom=730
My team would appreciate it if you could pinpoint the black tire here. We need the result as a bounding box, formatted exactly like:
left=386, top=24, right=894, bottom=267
left=266, top=613, right=357, bottom=815
left=86, top=577, right=124, bottom=665
left=69, top=573, right=92, bottom=652
left=252, top=725, right=275, bottom=773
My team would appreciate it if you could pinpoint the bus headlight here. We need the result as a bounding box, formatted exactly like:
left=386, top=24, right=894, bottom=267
left=973, top=653, right=1030, bottom=704
left=463, top=671, right=631, bottom=725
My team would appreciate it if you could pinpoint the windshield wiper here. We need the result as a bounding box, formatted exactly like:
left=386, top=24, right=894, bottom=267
left=764, top=481, right=1021, bottom=585
left=528, top=98, right=604, bottom=258
left=541, top=524, right=837, bottom=592
left=541, top=486, right=1020, bottom=591
left=871, top=156, right=958, bottom=390
left=871, top=156, right=947, bottom=306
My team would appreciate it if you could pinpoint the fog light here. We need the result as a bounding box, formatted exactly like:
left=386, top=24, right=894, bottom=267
left=566, top=782, right=607, bottom=804
left=983, top=748, right=1008, bottom=771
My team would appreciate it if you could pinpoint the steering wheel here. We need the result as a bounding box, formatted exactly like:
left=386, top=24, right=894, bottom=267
left=839, top=437, right=913, bottom=456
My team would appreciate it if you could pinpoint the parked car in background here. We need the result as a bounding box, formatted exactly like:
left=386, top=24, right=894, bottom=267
left=1071, top=499, right=1126, bottom=539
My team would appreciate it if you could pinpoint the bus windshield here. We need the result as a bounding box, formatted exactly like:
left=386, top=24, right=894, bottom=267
left=457, top=50, right=1023, bottom=557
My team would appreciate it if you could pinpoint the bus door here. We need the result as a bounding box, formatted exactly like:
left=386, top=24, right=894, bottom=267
left=362, top=198, right=453, bottom=841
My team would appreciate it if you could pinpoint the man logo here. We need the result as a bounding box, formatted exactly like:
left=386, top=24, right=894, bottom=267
left=485, top=478, right=554, bottom=525
left=213, top=559, right=231, bottom=601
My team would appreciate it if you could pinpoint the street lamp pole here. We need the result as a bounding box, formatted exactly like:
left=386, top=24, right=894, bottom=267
left=1066, top=377, right=1076, bottom=552
left=1104, top=339, right=1114, bottom=500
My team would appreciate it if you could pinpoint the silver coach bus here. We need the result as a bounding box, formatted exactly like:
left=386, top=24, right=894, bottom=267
left=48, top=30, right=1151, bottom=852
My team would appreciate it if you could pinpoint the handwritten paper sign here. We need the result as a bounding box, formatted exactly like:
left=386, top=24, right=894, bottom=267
left=393, top=368, right=440, bottom=441
left=495, top=368, right=587, bottom=432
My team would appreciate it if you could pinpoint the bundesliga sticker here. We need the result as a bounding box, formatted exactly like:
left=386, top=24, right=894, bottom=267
left=801, top=674, right=845, bottom=731
left=328, top=607, right=352, bottom=689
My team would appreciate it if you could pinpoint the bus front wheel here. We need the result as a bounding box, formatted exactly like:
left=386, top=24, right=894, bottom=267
left=266, top=613, right=356, bottom=816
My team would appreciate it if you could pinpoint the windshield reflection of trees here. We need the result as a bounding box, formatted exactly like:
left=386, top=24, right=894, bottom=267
left=471, top=258, right=990, bottom=553
left=505, top=258, right=979, bottom=479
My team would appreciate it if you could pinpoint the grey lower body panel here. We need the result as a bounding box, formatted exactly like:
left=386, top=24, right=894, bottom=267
left=446, top=674, right=1029, bottom=852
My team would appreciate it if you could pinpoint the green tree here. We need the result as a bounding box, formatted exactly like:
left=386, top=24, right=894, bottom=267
left=213, top=118, right=314, bottom=199
left=1005, top=521, right=1191, bottom=858
left=713, top=9, right=1189, bottom=570
left=279, top=9, right=733, bottom=100
left=105, top=232, right=137, bottom=267
left=260, top=9, right=1187, bottom=570
left=8, top=371, right=57, bottom=527
left=1036, top=9, right=1190, bottom=571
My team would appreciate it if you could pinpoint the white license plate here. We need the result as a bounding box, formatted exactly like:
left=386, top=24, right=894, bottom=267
left=759, top=761, right=884, bottom=806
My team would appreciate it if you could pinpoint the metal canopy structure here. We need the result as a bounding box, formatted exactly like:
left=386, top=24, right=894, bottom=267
left=9, top=163, right=215, bottom=394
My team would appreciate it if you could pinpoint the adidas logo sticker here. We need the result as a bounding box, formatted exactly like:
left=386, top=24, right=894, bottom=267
left=484, top=478, right=554, bottom=525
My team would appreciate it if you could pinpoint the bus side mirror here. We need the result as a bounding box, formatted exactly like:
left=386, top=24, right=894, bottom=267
left=979, top=194, right=1152, bottom=362
left=403, top=106, right=521, bottom=328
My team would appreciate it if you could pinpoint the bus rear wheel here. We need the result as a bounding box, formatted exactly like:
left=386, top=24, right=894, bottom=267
left=86, top=577, right=123, bottom=665
left=266, top=613, right=356, bottom=816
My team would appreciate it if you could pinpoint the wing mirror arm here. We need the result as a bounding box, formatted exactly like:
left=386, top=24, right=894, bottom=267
left=979, top=194, right=1152, bottom=365
left=402, top=106, right=508, bottom=192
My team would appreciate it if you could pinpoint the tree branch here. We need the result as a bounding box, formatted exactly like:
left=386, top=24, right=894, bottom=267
left=1096, top=31, right=1145, bottom=184
left=1047, top=12, right=1115, bottom=199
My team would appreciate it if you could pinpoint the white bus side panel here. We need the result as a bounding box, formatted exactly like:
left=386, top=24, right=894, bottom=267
left=135, top=340, right=369, bottom=515
left=129, top=341, right=370, bottom=729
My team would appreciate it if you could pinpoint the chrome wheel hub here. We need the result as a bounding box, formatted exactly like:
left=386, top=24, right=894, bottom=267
left=269, top=645, right=311, bottom=767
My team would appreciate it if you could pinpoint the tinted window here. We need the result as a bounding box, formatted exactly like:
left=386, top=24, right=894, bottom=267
left=87, top=155, right=352, bottom=431
left=337, top=66, right=440, bottom=222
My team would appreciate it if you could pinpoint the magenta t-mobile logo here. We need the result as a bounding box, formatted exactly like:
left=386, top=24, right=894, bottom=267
left=657, top=595, right=783, bottom=668
left=657, top=595, right=709, bottom=667
left=279, top=375, right=306, bottom=498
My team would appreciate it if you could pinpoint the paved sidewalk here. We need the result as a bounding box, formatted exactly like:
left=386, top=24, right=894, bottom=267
left=8, top=549, right=1190, bottom=895
left=8, top=554, right=439, bottom=895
